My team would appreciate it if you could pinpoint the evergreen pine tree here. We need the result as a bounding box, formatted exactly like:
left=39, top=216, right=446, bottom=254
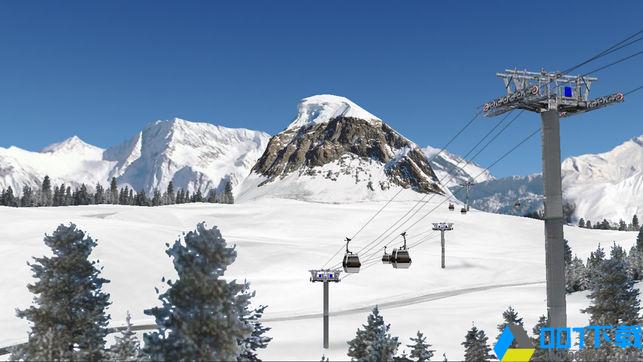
left=152, top=189, right=162, bottom=206
left=176, top=189, right=184, bottom=204
left=586, top=220, right=592, bottom=229
left=76, top=184, right=91, bottom=205
left=407, top=331, right=434, bottom=361
left=13, top=224, right=111, bottom=361
left=566, top=255, right=588, bottom=292
left=496, top=306, right=524, bottom=349
left=563, top=239, right=572, bottom=266
left=165, top=181, right=175, bottom=205
left=184, top=190, right=191, bottom=203
left=21, top=186, right=35, bottom=207
left=1, top=186, right=17, bottom=207
left=40, top=175, right=52, bottom=206
left=109, top=312, right=141, bottom=362
left=393, top=350, right=413, bottom=362
left=94, top=183, right=105, bottom=205
left=578, top=244, right=642, bottom=361
left=462, top=324, right=493, bottom=362
left=583, top=243, right=640, bottom=326
left=347, top=305, right=398, bottom=361
left=600, top=219, right=611, bottom=230
left=586, top=244, right=606, bottom=289
left=110, top=177, right=118, bottom=204
left=236, top=284, right=272, bottom=362
left=633, top=215, right=640, bottom=232
left=133, top=189, right=148, bottom=206
left=578, top=218, right=585, bottom=228
left=65, top=186, right=72, bottom=206
left=619, top=219, right=627, bottom=231
left=530, top=315, right=548, bottom=361
left=192, top=189, right=203, bottom=203
left=143, top=223, right=252, bottom=361
left=365, top=322, right=399, bottom=362
left=207, top=190, right=218, bottom=203
left=627, top=246, right=642, bottom=281
left=224, top=181, right=234, bottom=204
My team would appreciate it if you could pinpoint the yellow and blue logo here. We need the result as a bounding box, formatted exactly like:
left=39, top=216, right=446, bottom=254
left=494, top=324, right=536, bottom=362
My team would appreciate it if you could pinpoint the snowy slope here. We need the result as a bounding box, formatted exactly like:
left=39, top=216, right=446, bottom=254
left=0, top=200, right=637, bottom=360
left=455, top=135, right=643, bottom=222
left=423, top=146, right=494, bottom=188
left=0, top=119, right=269, bottom=195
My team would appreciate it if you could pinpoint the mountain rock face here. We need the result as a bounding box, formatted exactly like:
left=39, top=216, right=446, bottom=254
left=454, top=135, right=643, bottom=223
left=422, top=146, right=493, bottom=188
left=0, top=119, right=269, bottom=196
left=237, top=95, right=443, bottom=202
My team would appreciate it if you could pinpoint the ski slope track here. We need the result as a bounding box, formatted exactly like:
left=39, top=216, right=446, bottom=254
left=0, top=198, right=638, bottom=360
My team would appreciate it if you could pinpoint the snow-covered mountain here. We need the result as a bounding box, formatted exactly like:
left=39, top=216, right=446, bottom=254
left=422, top=146, right=493, bottom=188
left=455, top=135, right=643, bottom=223
left=562, top=135, right=643, bottom=223
left=0, top=118, right=269, bottom=195
left=236, top=95, right=443, bottom=202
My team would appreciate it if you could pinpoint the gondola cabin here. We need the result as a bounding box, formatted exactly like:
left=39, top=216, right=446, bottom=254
left=343, top=252, right=361, bottom=273
left=381, top=246, right=391, bottom=264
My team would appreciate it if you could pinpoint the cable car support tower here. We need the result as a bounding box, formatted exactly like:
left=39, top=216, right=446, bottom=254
left=433, top=223, right=454, bottom=268
left=309, top=269, right=341, bottom=349
left=482, top=69, right=625, bottom=331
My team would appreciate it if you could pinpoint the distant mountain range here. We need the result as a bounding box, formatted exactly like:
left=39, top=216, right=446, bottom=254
left=0, top=94, right=640, bottom=223
left=453, top=135, right=643, bottom=223
left=0, top=119, right=269, bottom=195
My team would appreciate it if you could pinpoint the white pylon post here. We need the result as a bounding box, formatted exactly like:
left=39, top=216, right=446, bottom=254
left=483, top=68, right=625, bottom=334
left=309, top=269, right=341, bottom=349
left=432, top=223, right=454, bottom=268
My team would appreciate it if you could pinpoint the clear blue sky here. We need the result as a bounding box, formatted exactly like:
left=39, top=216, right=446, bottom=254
left=1, top=1, right=641, bottom=177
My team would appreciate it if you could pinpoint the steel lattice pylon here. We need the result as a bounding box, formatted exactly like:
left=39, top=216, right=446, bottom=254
left=482, top=69, right=625, bottom=339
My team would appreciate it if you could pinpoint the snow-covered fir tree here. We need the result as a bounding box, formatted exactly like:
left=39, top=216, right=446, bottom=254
left=462, top=324, right=493, bottom=362
left=566, top=255, right=588, bottom=292
left=586, top=244, right=606, bottom=289
left=143, top=223, right=252, bottom=361
left=393, top=350, right=412, bottom=362
left=578, top=244, right=642, bottom=361
left=407, top=331, right=434, bottom=362
left=496, top=306, right=524, bottom=348
left=236, top=283, right=272, bottom=361
left=563, top=239, right=572, bottom=266
left=530, top=315, right=548, bottom=362
left=12, top=224, right=111, bottom=361
left=583, top=244, right=640, bottom=325
left=633, top=215, right=640, bottom=231
left=347, top=305, right=399, bottom=361
left=223, top=180, right=235, bottom=204
left=109, top=312, right=141, bottom=362
left=365, top=322, right=400, bottom=362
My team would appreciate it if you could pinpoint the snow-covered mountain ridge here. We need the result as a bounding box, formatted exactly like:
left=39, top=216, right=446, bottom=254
left=0, top=118, right=269, bottom=196
left=456, top=135, right=643, bottom=222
